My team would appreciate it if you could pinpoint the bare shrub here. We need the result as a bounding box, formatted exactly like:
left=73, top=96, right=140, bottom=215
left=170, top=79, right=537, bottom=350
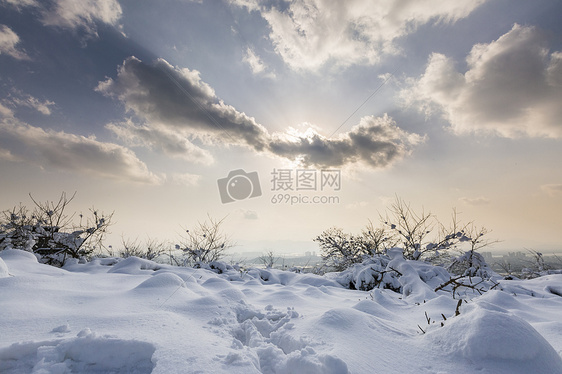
left=316, top=196, right=497, bottom=270
left=118, top=237, right=168, bottom=261
left=177, top=215, right=233, bottom=266
left=259, top=250, right=279, bottom=268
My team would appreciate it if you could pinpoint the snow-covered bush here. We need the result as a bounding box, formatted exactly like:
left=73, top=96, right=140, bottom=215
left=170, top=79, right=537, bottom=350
left=314, top=223, right=395, bottom=272
left=0, top=193, right=112, bottom=266
left=327, top=254, right=401, bottom=291
left=316, top=197, right=497, bottom=271
left=448, top=250, right=495, bottom=279
left=327, top=247, right=503, bottom=300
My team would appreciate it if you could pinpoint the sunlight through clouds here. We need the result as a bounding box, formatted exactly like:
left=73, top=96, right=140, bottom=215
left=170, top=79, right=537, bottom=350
left=97, top=56, right=423, bottom=169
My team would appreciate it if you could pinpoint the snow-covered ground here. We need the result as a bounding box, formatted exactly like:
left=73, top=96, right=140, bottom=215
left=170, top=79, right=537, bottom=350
left=1, top=249, right=561, bottom=374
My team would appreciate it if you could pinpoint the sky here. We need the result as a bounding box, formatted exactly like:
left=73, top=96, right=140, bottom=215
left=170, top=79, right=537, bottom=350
left=0, top=0, right=561, bottom=255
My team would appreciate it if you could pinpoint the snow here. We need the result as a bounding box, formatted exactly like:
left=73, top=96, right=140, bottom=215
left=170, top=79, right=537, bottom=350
left=1, top=249, right=562, bottom=373
left=426, top=302, right=562, bottom=373
left=0, top=257, right=9, bottom=278
left=0, top=329, right=156, bottom=374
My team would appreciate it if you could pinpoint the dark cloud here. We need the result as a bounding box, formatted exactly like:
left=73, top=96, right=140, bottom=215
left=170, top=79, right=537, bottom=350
left=237, top=209, right=258, bottom=220
left=269, top=115, right=424, bottom=168
left=402, top=24, right=562, bottom=138
left=96, top=56, right=270, bottom=151
left=0, top=118, right=161, bottom=184
left=98, top=56, right=423, bottom=169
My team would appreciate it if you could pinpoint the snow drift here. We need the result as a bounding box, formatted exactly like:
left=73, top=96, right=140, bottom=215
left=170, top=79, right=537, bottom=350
left=1, top=249, right=561, bottom=373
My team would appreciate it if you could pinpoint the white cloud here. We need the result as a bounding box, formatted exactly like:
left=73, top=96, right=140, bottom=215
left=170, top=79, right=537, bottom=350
left=0, top=24, right=29, bottom=60
left=0, top=102, right=14, bottom=118
left=0, top=118, right=161, bottom=184
left=230, top=0, right=486, bottom=70
left=2, top=0, right=122, bottom=37
left=402, top=24, right=562, bottom=138
left=106, top=119, right=214, bottom=165
left=1, top=0, right=38, bottom=10
left=459, top=196, right=491, bottom=206
left=0, top=147, right=17, bottom=161
left=5, top=90, right=55, bottom=115
left=41, top=0, right=122, bottom=36
left=243, top=47, right=275, bottom=78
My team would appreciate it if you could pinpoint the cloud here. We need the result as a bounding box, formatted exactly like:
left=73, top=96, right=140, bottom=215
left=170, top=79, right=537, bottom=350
left=96, top=56, right=271, bottom=151
left=3, top=0, right=122, bottom=37
left=541, top=184, right=562, bottom=196
left=41, top=0, right=122, bottom=36
left=2, top=90, right=55, bottom=115
left=236, top=209, right=258, bottom=220
left=98, top=56, right=423, bottom=169
left=459, top=196, right=491, bottom=206
left=1, top=0, right=38, bottom=10
left=243, top=47, right=275, bottom=78
left=0, top=102, right=14, bottom=118
left=269, top=115, right=424, bottom=168
left=0, top=24, right=29, bottom=60
left=0, top=147, right=17, bottom=161
left=106, top=119, right=214, bottom=165
left=229, top=0, right=486, bottom=70
left=401, top=24, right=562, bottom=138
left=0, top=118, right=161, bottom=184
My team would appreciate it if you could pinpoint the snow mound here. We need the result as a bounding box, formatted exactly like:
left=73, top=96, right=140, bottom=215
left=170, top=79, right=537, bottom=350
left=135, top=272, right=186, bottom=289
left=0, top=329, right=156, bottom=374
left=0, top=257, right=9, bottom=278
left=276, top=347, right=348, bottom=374
left=108, top=257, right=162, bottom=274
left=0, top=249, right=38, bottom=263
left=428, top=305, right=562, bottom=373
left=245, top=268, right=341, bottom=288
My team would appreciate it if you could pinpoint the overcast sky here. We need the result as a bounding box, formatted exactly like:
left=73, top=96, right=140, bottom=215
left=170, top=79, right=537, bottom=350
left=1, top=0, right=561, bottom=254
